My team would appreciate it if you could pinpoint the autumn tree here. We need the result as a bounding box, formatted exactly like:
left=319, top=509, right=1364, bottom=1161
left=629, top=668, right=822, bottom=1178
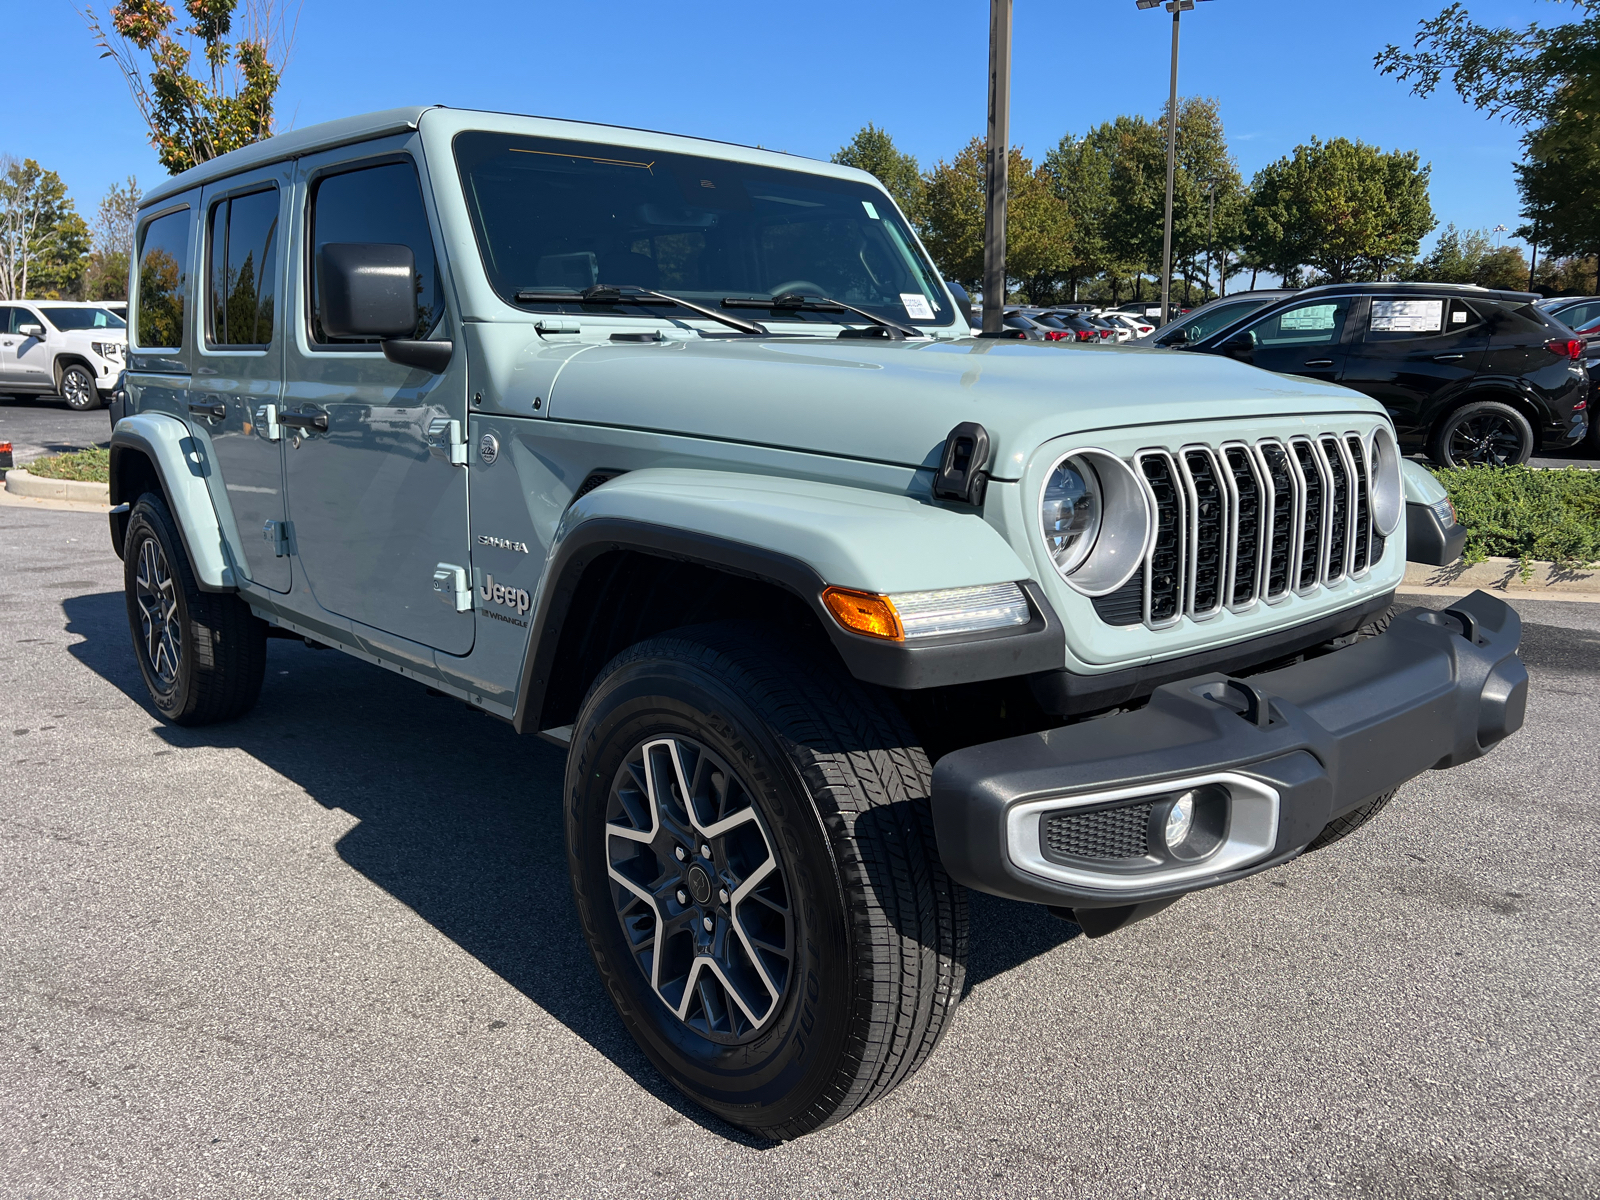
left=832, top=124, right=925, bottom=223
left=0, top=158, right=91, bottom=300
left=80, top=0, right=297, bottom=174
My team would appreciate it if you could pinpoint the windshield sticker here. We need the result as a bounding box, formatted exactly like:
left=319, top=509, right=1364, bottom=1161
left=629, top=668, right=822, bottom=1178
left=862, top=200, right=880, bottom=220
left=1371, top=299, right=1444, bottom=332
left=900, top=293, right=935, bottom=321
left=1280, top=305, right=1338, bottom=331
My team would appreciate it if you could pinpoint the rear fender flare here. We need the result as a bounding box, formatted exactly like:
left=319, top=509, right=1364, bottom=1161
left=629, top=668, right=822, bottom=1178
left=109, top=413, right=237, bottom=591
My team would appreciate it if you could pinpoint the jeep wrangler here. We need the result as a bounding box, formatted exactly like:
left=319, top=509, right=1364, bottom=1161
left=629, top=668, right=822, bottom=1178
left=110, top=106, right=1525, bottom=1138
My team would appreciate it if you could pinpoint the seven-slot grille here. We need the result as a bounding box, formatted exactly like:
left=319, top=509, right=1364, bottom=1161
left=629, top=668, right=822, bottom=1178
left=1113, top=433, right=1382, bottom=629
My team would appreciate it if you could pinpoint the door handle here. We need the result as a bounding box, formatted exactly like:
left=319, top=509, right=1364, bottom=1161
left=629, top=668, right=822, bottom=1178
left=188, top=401, right=227, bottom=422
left=1303, top=359, right=1334, bottom=367
left=1433, top=354, right=1464, bottom=361
left=279, top=410, right=328, bottom=432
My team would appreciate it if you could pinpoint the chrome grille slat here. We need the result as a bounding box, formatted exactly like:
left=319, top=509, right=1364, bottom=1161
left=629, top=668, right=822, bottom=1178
left=1110, top=430, right=1385, bottom=631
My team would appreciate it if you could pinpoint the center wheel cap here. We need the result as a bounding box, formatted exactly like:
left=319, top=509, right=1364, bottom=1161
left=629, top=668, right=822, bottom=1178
left=686, top=864, right=713, bottom=905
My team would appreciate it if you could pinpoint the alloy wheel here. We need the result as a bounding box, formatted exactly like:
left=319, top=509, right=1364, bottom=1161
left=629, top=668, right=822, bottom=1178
left=62, top=368, right=94, bottom=411
left=605, top=735, right=793, bottom=1044
left=1448, top=413, right=1525, bottom=466
left=134, top=535, right=182, bottom=686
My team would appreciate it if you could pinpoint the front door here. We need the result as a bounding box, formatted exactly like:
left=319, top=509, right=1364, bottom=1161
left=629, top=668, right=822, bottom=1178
left=1235, top=296, right=1355, bottom=385
left=188, top=167, right=292, bottom=592
left=280, top=144, right=473, bottom=655
left=8, top=305, right=52, bottom=387
left=1339, top=296, right=1490, bottom=435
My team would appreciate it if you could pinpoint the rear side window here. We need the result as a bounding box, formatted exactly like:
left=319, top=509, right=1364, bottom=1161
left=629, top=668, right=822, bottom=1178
left=1480, top=301, right=1553, bottom=338
left=136, top=209, right=191, bottom=349
left=1557, top=300, right=1600, bottom=329
left=207, top=188, right=280, bottom=348
left=1365, top=297, right=1483, bottom=342
left=308, top=161, right=439, bottom=344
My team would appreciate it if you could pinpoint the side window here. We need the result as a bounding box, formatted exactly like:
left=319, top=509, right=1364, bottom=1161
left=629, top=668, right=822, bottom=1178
left=1251, top=298, right=1351, bottom=348
left=0, top=306, right=17, bottom=334
left=207, top=187, right=280, bottom=348
left=308, top=161, right=439, bottom=344
left=136, top=208, right=191, bottom=349
left=1364, top=297, right=1482, bottom=343
left=1560, top=301, right=1600, bottom=329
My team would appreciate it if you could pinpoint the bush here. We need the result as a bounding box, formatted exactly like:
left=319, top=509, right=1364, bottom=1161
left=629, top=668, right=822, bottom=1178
left=1431, top=465, right=1600, bottom=574
left=25, top=446, right=109, bottom=483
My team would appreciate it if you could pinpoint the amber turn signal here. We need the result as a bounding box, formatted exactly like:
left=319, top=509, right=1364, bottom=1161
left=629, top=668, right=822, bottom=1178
left=821, top=587, right=903, bottom=641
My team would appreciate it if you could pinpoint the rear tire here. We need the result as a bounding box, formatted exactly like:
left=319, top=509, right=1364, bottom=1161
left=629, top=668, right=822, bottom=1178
left=60, top=364, right=101, bottom=411
left=564, top=622, right=966, bottom=1138
left=1427, top=400, right=1533, bottom=468
left=123, top=493, right=267, bottom=724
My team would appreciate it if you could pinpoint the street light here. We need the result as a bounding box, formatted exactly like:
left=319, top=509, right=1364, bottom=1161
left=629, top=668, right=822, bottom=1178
left=1138, top=0, right=1214, bottom=327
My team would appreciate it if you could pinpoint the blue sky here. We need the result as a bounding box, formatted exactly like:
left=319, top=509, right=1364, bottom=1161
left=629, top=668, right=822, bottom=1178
left=6, top=0, right=1554, bottom=254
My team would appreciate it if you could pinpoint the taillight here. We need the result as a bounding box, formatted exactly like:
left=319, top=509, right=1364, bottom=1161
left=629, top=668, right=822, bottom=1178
left=1076, top=330, right=1094, bottom=342
left=1547, top=338, right=1584, bottom=360
left=1048, top=330, right=1069, bottom=341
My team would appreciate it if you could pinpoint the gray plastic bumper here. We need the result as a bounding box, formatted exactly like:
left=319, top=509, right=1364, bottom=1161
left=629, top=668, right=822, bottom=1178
left=931, top=590, right=1527, bottom=912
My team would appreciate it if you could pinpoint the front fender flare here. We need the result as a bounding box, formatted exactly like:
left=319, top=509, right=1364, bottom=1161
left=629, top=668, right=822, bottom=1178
left=110, top=413, right=237, bottom=591
left=510, top=469, right=1065, bottom=733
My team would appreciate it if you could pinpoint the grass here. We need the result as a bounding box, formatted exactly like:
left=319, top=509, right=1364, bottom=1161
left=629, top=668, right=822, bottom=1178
left=1430, top=464, right=1600, bottom=577
left=24, top=445, right=110, bottom=483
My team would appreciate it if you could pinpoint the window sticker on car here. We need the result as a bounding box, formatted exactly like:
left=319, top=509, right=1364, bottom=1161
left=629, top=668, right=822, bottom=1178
left=1280, top=304, right=1338, bottom=331
left=900, top=293, right=934, bottom=320
left=862, top=200, right=880, bottom=220
left=1452, top=309, right=1468, bottom=323
left=1371, top=299, right=1444, bottom=333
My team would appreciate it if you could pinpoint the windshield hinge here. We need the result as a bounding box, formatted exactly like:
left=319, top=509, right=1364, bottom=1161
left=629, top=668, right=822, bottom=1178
left=426, top=418, right=468, bottom=466
left=934, top=422, right=992, bottom=506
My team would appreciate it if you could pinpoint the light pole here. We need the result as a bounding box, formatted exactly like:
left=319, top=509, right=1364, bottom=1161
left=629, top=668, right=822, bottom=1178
left=1492, top=224, right=1508, bottom=247
left=1137, top=0, right=1212, bottom=326
left=1204, top=179, right=1215, bottom=301
left=983, top=0, right=1013, bottom=334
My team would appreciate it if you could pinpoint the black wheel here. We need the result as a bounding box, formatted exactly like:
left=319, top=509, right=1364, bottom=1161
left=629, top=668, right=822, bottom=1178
left=565, top=623, right=966, bottom=1138
left=1304, top=789, right=1398, bottom=853
left=1427, top=400, right=1533, bottom=468
left=123, top=493, right=267, bottom=724
left=60, top=364, right=101, bottom=411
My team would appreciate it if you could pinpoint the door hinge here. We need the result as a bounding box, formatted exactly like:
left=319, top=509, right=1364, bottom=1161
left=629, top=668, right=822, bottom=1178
left=432, top=563, right=472, bottom=612
left=262, top=519, right=291, bottom=557
left=427, top=417, right=468, bottom=466
left=255, top=403, right=281, bottom=441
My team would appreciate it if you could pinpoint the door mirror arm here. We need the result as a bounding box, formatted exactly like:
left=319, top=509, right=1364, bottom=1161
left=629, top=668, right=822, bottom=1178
left=1218, top=333, right=1254, bottom=362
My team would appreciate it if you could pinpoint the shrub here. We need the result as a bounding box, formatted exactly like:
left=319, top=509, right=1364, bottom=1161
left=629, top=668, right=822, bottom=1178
left=1431, top=465, right=1600, bottom=574
left=25, top=446, right=109, bottom=483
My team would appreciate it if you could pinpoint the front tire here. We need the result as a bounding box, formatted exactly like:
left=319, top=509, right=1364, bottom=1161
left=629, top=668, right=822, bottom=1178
left=123, top=493, right=267, bottom=724
left=60, top=364, right=101, bottom=411
left=1427, top=400, right=1533, bottom=468
left=565, top=623, right=966, bottom=1138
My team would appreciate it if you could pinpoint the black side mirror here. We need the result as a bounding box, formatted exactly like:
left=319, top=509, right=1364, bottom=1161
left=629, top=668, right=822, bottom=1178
left=318, top=242, right=453, bottom=373
left=1218, top=332, right=1254, bottom=362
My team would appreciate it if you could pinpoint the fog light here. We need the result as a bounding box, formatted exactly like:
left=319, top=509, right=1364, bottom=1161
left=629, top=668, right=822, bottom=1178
left=1163, top=793, right=1195, bottom=849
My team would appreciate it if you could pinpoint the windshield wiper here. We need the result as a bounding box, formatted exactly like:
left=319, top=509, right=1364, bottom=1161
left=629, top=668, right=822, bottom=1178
left=513, top=284, right=767, bottom=336
left=721, top=292, right=921, bottom=339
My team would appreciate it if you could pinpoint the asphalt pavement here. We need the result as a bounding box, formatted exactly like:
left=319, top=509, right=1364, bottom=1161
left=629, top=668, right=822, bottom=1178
left=0, top=397, right=111, bottom=468
left=2, top=505, right=1597, bottom=1199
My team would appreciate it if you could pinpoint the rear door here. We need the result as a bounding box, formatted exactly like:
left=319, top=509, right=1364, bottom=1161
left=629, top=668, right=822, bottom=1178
left=1338, top=295, right=1490, bottom=434
left=188, top=165, right=292, bottom=593
left=279, top=141, right=473, bottom=654
left=0, top=306, right=21, bottom=383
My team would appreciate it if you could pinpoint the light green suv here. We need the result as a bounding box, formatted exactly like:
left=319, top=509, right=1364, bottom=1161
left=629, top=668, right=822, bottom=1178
left=110, top=106, right=1526, bottom=1138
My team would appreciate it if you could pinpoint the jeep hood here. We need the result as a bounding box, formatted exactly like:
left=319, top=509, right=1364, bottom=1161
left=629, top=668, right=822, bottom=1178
left=542, top=335, right=1388, bottom=477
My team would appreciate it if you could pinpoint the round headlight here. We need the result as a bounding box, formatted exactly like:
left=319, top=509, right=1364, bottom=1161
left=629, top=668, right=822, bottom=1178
left=1369, top=424, right=1403, bottom=536
left=1041, top=456, right=1102, bottom=576
left=1037, top=448, right=1153, bottom=596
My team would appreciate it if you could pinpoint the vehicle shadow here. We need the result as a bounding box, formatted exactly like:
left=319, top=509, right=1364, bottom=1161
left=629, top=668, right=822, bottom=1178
left=63, top=589, right=1084, bottom=1135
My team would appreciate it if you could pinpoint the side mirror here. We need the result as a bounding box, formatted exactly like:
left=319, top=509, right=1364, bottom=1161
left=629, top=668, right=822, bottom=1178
left=17, top=323, right=44, bottom=339
left=1218, top=332, right=1254, bottom=362
left=318, top=243, right=419, bottom=340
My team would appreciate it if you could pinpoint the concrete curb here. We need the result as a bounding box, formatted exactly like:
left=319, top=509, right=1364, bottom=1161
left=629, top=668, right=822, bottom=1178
left=1404, top=556, right=1600, bottom=594
left=4, top=468, right=111, bottom=505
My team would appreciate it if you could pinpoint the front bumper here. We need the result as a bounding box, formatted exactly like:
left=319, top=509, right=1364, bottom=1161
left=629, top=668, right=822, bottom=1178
left=932, top=590, right=1526, bottom=921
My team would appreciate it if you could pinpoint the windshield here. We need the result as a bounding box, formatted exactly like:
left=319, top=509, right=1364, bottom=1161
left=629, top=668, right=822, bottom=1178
left=40, top=307, right=126, bottom=332
left=454, top=131, right=956, bottom=330
left=1156, top=299, right=1271, bottom=346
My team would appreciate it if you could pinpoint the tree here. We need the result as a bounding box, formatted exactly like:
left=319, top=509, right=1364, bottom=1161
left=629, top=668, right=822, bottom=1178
left=85, top=176, right=141, bottom=300
left=1244, top=138, right=1435, bottom=284
left=1409, top=223, right=1529, bottom=288
left=832, top=125, right=925, bottom=223
left=0, top=158, right=91, bottom=300
left=80, top=0, right=297, bottom=174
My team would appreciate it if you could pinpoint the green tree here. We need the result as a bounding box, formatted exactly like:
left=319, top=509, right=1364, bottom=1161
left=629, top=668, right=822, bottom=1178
left=0, top=157, right=91, bottom=300
left=84, top=175, right=141, bottom=301
left=1409, top=223, right=1530, bottom=288
left=80, top=0, right=294, bottom=174
left=1245, top=138, right=1435, bottom=284
left=832, top=124, right=925, bottom=222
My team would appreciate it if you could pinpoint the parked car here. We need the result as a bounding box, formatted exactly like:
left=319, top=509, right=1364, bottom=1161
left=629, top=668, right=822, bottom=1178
left=1571, top=313, right=1600, bottom=453
left=111, top=105, right=1526, bottom=1138
left=998, top=310, right=1056, bottom=339
left=0, top=300, right=127, bottom=410
left=1101, top=311, right=1154, bottom=338
left=1536, top=294, right=1600, bottom=333
left=1146, top=283, right=1588, bottom=467
left=1084, top=313, right=1131, bottom=343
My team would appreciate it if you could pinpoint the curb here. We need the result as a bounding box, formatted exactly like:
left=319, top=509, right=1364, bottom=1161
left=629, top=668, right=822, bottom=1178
left=4, top=469, right=111, bottom=505
left=1404, top=556, right=1600, bottom=594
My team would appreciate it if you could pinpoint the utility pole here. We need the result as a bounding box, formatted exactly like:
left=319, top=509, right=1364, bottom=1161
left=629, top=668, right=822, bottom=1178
left=1204, top=179, right=1215, bottom=301
left=983, top=0, right=1013, bottom=334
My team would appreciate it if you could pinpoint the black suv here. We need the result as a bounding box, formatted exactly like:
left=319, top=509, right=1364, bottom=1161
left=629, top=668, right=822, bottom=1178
left=1157, top=283, right=1589, bottom=467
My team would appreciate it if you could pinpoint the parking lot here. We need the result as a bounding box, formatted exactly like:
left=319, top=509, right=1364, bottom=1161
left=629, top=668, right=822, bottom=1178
left=2, top=500, right=1597, bottom=1199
